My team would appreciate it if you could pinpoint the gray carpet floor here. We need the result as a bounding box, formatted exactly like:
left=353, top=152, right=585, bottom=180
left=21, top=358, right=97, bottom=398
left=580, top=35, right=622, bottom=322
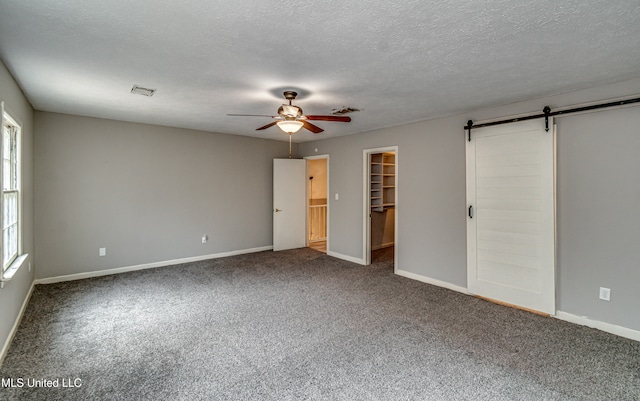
left=1, top=248, right=639, bottom=400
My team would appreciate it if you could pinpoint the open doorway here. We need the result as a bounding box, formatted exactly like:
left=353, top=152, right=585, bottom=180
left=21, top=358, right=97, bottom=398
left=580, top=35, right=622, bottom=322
left=306, top=156, right=328, bottom=253
left=364, top=147, right=397, bottom=269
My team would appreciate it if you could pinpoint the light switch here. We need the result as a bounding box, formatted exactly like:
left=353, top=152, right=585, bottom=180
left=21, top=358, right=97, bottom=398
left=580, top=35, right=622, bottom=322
left=335, top=193, right=339, bottom=201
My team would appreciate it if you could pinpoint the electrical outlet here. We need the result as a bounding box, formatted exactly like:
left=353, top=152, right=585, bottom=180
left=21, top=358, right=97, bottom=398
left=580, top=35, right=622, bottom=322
left=599, top=287, right=611, bottom=301
left=99, top=248, right=106, bottom=257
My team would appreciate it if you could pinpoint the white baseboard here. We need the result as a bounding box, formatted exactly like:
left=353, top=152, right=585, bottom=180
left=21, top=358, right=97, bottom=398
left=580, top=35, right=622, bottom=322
left=0, top=281, right=35, bottom=367
left=35, top=246, right=273, bottom=285
left=395, top=269, right=468, bottom=295
left=326, top=251, right=366, bottom=265
left=555, top=311, right=640, bottom=342
left=395, top=271, right=639, bottom=342
left=371, top=242, right=394, bottom=251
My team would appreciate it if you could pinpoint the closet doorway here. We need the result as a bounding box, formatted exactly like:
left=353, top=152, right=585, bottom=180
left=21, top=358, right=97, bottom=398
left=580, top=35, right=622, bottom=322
left=306, top=155, right=329, bottom=253
left=364, top=147, right=398, bottom=268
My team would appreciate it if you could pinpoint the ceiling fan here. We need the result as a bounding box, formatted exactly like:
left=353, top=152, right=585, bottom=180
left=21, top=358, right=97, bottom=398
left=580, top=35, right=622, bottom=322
left=228, top=91, right=352, bottom=135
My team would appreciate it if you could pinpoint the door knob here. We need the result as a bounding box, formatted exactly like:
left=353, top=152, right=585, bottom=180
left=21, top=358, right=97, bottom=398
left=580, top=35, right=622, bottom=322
left=275, top=208, right=282, bottom=212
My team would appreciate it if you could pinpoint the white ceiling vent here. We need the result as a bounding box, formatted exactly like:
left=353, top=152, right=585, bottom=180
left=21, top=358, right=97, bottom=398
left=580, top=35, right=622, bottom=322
left=131, top=85, right=156, bottom=97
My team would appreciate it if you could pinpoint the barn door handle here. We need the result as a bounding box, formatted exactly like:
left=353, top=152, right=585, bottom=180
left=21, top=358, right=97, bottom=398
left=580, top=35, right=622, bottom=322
left=468, top=205, right=473, bottom=218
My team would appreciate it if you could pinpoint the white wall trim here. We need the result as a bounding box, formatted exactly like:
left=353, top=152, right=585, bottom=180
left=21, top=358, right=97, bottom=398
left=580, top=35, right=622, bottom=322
left=327, top=251, right=366, bottom=265
left=555, top=311, right=640, bottom=342
left=0, top=281, right=35, bottom=367
left=394, top=268, right=639, bottom=342
left=395, top=269, right=469, bottom=295
left=35, top=246, right=273, bottom=285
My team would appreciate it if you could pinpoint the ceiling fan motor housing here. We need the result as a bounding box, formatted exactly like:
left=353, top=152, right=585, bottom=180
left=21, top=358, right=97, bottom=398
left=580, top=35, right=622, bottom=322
left=278, top=104, right=303, bottom=119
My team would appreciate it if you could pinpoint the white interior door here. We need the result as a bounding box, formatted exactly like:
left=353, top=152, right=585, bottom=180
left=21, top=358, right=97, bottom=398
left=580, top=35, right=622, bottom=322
left=273, top=158, right=306, bottom=251
left=466, top=119, right=555, bottom=315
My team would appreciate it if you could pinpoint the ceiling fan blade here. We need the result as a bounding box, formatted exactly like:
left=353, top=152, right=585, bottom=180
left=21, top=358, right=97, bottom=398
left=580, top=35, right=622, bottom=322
left=302, top=121, right=324, bottom=134
left=227, top=114, right=282, bottom=119
left=256, top=121, right=279, bottom=131
left=304, top=115, right=351, bottom=122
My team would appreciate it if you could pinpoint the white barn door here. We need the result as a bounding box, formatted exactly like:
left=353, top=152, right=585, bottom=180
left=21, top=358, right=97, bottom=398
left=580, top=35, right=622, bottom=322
left=466, top=119, right=555, bottom=315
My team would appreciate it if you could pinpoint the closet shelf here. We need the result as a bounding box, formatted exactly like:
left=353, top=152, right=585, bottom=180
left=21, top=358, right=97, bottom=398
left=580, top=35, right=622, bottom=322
left=370, top=152, right=395, bottom=210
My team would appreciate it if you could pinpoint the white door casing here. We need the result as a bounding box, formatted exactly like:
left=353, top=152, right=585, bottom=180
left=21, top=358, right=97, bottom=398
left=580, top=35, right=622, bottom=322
left=273, top=158, right=307, bottom=251
left=466, top=119, right=555, bottom=315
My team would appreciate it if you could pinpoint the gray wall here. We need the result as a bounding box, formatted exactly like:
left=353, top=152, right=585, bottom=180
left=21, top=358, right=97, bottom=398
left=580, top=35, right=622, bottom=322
left=34, top=112, right=291, bottom=279
left=299, top=78, right=640, bottom=332
left=301, top=116, right=468, bottom=286
left=0, top=61, right=35, bottom=358
left=556, top=107, right=640, bottom=331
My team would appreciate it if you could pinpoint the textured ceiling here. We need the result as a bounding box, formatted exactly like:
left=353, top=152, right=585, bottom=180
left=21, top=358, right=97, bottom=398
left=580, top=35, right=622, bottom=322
left=1, top=0, right=639, bottom=142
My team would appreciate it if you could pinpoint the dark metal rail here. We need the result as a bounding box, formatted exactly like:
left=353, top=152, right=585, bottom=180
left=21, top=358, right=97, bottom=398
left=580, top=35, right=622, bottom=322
left=465, top=97, right=640, bottom=141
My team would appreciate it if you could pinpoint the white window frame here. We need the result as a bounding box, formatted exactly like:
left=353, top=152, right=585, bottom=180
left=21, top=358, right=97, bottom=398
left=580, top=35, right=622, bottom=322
left=1, top=102, right=25, bottom=283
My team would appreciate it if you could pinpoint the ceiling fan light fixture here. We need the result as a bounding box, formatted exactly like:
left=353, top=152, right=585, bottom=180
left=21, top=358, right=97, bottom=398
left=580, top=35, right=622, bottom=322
left=277, top=120, right=304, bottom=134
